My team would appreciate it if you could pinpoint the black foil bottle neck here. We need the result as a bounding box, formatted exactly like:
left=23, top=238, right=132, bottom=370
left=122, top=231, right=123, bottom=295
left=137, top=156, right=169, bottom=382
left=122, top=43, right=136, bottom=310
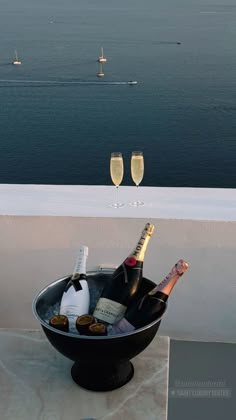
left=150, top=291, right=168, bottom=302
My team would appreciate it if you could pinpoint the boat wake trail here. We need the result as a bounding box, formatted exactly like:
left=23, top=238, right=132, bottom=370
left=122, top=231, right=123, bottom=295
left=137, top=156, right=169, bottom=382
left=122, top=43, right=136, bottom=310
left=0, top=79, right=137, bottom=86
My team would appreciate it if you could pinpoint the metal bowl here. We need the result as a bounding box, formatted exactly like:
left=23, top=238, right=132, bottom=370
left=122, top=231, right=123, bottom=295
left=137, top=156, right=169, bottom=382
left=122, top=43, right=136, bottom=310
left=32, top=271, right=167, bottom=391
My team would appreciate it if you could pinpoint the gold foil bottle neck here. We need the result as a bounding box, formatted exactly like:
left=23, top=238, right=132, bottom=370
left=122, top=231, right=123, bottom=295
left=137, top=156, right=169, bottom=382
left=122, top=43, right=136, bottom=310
left=130, top=223, right=155, bottom=261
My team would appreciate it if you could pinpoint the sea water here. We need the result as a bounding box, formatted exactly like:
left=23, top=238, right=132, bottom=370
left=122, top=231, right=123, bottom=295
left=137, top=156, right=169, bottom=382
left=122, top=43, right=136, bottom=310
left=0, top=0, right=236, bottom=188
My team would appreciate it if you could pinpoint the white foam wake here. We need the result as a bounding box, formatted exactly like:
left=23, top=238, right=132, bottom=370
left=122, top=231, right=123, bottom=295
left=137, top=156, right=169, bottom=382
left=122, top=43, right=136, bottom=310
left=0, top=79, right=136, bottom=86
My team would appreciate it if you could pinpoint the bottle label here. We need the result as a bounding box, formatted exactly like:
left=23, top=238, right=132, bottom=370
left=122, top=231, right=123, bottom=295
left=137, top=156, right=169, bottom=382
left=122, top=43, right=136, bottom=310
left=125, top=257, right=137, bottom=266
left=59, top=280, right=90, bottom=332
left=58, top=309, right=78, bottom=333
left=60, top=304, right=80, bottom=315
left=93, top=298, right=127, bottom=324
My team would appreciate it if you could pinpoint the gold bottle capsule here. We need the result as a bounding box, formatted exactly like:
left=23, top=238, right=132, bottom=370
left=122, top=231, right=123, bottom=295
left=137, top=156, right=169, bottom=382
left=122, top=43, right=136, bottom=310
left=76, top=314, right=95, bottom=334
left=49, top=314, right=69, bottom=332
left=88, top=322, right=107, bottom=336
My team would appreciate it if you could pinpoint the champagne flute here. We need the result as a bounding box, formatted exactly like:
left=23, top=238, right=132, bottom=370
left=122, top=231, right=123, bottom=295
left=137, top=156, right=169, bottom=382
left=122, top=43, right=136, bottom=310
left=109, top=152, right=125, bottom=208
left=130, top=151, right=144, bottom=206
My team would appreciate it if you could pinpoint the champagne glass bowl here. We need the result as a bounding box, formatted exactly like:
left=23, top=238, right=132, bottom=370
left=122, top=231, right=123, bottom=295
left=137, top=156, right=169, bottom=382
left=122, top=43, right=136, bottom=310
left=109, top=152, right=125, bottom=208
left=32, top=270, right=167, bottom=392
left=130, top=151, right=144, bottom=206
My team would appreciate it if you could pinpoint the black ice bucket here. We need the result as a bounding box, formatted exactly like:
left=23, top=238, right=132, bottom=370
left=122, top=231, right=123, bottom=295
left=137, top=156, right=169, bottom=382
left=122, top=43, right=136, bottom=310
left=32, top=270, right=167, bottom=392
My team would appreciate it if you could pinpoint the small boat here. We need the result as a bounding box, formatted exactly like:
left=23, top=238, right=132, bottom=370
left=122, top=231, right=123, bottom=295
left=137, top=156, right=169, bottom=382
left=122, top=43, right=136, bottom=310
left=97, top=47, right=107, bottom=63
left=128, top=81, right=138, bottom=85
left=12, top=50, right=21, bottom=65
left=97, top=63, right=105, bottom=77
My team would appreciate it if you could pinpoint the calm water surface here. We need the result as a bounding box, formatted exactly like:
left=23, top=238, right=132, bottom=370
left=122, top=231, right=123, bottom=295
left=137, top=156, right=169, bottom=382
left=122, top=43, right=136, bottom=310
left=0, top=0, right=236, bottom=187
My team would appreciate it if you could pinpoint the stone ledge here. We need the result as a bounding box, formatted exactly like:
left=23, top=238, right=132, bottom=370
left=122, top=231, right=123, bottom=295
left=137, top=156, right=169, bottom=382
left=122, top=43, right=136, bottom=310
left=0, top=184, right=236, bottom=220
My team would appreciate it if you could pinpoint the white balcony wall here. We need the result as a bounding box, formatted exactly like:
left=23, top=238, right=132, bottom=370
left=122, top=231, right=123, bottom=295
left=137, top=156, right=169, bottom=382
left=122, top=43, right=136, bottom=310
left=0, top=184, right=235, bottom=343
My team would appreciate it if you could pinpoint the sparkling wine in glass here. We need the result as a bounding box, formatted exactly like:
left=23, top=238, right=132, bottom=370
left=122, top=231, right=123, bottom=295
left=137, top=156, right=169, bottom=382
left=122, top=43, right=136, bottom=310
left=130, top=151, right=144, bottom=206
left=109, top=152, right=125, bottom=208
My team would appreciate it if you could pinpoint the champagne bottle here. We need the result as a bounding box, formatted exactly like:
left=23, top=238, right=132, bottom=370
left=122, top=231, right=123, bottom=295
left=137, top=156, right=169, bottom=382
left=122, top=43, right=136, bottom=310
left=60, top=245, right=90, bottom=331
left=111, top=259, right=189, bottom=334
left=93, top=223, right=155, bottom=325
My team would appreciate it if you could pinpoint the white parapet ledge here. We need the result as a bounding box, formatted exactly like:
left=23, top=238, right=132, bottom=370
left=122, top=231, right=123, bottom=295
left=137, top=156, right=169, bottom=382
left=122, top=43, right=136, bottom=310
left=0, top=183, right=236, bottom=221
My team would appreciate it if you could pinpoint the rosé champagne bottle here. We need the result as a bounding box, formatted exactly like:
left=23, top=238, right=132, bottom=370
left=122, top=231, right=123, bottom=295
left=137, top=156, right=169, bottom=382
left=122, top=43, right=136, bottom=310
left=111, top=259, right=189, bottom=334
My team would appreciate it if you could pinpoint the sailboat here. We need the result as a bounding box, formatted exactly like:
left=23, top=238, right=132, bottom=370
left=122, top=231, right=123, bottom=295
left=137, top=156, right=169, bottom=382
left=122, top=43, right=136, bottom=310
left=12, top=50, right=21, bottom=65
left=97, top=62, right=104, bottom=77
left=97, top=47, right=107, bottom=63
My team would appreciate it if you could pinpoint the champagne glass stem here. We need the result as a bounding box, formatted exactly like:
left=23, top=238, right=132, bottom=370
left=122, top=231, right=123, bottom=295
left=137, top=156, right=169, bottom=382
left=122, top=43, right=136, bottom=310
left=138, top=184, right=144, bottom=206
left=116, top=186, right=119, bottom=204
left=129, top=184, right=144, bottom=206
left=136, top=184, right=140, bottom=204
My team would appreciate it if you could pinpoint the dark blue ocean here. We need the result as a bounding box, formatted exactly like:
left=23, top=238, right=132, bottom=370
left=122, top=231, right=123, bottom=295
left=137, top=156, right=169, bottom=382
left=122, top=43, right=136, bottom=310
left=0, top=0, right=236, bottom=187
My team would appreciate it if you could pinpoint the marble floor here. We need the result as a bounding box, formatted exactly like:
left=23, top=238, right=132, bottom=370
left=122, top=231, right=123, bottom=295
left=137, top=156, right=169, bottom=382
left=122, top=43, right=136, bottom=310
left=0, top=329, right=169, bottom=420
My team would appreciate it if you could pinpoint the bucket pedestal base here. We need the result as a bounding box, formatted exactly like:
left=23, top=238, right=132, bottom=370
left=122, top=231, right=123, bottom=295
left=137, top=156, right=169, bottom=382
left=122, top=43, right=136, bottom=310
left=71, top=360, right=134, bottom=391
